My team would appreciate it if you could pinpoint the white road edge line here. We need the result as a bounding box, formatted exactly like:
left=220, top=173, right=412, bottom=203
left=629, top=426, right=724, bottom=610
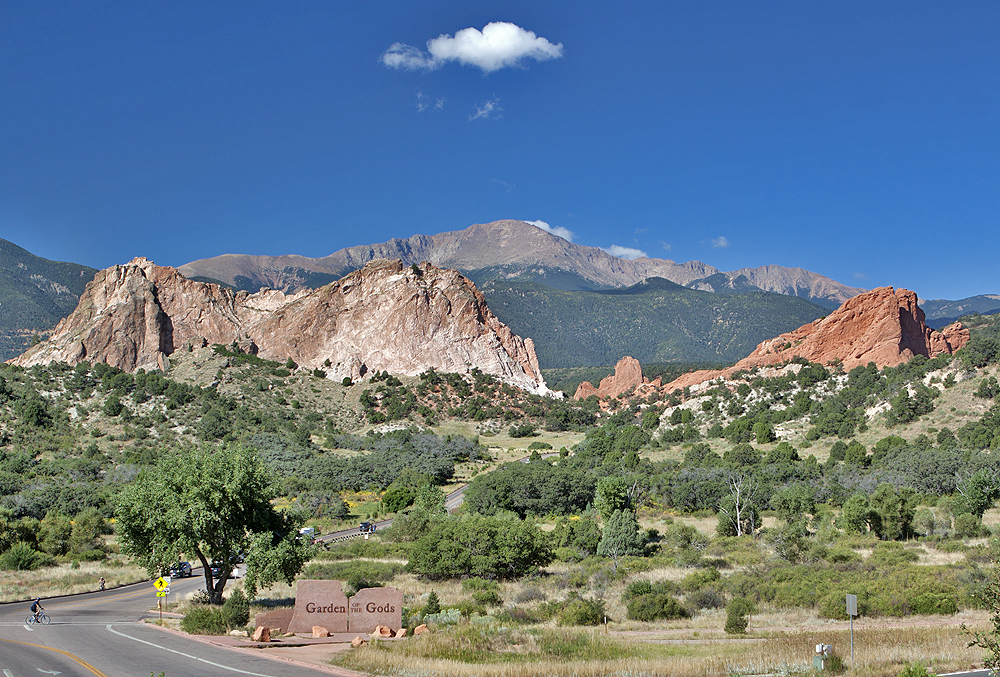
left=4, top=669, right=13, bottom=677
left=22, top=624, right=32, bottom=631
left=105, top=624, right=277, bottom=677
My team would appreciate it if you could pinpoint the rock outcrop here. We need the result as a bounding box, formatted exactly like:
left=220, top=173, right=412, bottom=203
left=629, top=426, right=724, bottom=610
left=662, top=287, right=969, bottom=393
left=11, top=257, right=552, bottom=395
left=574, top=356, right=647, bottom=400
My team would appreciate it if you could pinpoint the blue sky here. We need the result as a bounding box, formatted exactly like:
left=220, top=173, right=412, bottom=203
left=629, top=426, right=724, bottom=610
left=1, top=1, right=997, bottom=300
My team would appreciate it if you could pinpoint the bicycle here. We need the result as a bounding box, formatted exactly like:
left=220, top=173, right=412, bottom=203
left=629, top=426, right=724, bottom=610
left=25, top=612, right=50, bottom=625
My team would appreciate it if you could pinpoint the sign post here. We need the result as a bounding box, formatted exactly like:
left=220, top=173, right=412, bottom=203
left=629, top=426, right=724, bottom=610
left=154, top=576, right=169, bottom=623
left=846, top=593, right=857, bottom=669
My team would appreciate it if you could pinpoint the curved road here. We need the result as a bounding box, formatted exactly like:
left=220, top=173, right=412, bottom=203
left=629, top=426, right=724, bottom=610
left=0, top=572, right=342, bottom=677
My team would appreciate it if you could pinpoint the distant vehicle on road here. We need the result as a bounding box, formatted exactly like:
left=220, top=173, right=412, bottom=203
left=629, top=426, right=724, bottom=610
left=359, top=522, right=377, bottom=534
left=167, top=561, right=193, bottom=578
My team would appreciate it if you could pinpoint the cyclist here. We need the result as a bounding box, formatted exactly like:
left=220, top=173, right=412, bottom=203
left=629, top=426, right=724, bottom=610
left=30, top=597, right=43, bottom=622
left=99, top=577, right=106, bottom=591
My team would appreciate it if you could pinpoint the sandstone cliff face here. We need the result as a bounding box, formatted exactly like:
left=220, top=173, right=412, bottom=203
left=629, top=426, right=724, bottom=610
left=574, top=357, right=646, bottom=400
left=12, top=258, right=551, bottom=394
left=661, top=287, right=969, bottom=393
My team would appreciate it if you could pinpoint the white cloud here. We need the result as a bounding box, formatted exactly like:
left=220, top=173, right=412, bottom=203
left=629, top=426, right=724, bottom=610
left=711, top=236, right=730, bottom=249
left=661, top=241, right=672, bottom=251
left=470, top=96, right=503, bottom=120
left=434, top=97, right=446, bottom=110
left=381, top=22, right=563, bottom=73
left=602, top=245, right=648, bottom=260
left=853, top=272, right=868, bottom=280
left=525, top=220, right=575, bottom=242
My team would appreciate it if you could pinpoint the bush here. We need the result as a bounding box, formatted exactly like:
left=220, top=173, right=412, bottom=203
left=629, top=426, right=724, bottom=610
left=725, top=597, right=755, bottom=634
left=181, top=606, right=228, bottom=635
left=221, top=589, right=250, bottom=630
left=954, top=513, right=989, bottom=538
left=557, top=596, right=605, bottom=626
left=0, top=541, right=50, bottom=570
left=898, top=662, right=932, bottom=677
left=868, top=542, right=920, bottom=567
left=686, top=588, right=726, bottom=610
left=509, top=424, right=537, bottom=438
left=627, top=593, right=690, bottom=621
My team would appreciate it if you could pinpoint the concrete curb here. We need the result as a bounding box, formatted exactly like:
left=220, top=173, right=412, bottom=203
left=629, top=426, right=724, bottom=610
left=141, top=619, right=366, bottom=677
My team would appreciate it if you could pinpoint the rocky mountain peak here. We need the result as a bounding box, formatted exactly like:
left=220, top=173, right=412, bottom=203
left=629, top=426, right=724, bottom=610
left=657, top=286, right=970, bottom=394
left=11, top=258, right=551, bottom=395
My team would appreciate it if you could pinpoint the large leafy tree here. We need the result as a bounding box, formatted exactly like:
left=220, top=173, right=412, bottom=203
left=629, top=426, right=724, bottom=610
left=407, top=513, right=552, bottom=580
left=115, top=444, right=312, bottom=604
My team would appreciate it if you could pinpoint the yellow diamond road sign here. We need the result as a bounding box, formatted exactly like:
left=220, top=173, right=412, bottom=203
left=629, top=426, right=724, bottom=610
left=154, top=577, right=168, bottom=591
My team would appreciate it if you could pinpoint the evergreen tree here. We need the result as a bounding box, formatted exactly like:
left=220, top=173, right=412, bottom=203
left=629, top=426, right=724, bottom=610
left=597, top=509, right=645, bottom=570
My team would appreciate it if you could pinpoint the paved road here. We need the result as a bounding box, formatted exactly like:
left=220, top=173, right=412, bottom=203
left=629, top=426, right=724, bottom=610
left=0, top=572, right=341, bottom=677
left=315, top=484, right=468, bottom=545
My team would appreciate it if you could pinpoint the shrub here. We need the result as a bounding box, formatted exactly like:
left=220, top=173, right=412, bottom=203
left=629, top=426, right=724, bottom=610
left=557, top=596, right=605, bottom=626
left=868, top=542, right=919, bottom=567
left=181, top=606, right=228, bottom=635
left=686, top=588, right=726, bottom=610
left=509, top=424, right=537, bottom=438
left=627, top=593, right=690, bottom=621
left=221, top=589, right=250, bottom=630
left=955, top=513, right=988, bottom=538
left=725, top=597, right=755, bottom=634
left=0, top=541, right=50, bottom=570
left=898, top=662, right=932, bottom=677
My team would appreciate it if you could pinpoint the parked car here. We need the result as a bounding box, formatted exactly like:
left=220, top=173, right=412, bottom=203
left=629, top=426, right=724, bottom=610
left=210, top=561, right=235, bottom=579
left=166, top=561, right=192, bottom=578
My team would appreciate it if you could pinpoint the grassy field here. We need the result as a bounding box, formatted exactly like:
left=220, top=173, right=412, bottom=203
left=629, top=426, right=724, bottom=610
left=335, top=621, right=988, bottom=677
left=0, top=556, right=148, bottom=603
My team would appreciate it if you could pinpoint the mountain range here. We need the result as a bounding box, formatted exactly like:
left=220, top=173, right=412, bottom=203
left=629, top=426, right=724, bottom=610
left=0, top=239, right=97, bottom=361
left=178, top=220, right=866, bottom=309
left=2, top=222, right=998, bottom=368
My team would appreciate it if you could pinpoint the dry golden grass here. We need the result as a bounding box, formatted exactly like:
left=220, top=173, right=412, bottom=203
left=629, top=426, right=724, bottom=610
left=335, top=621, right=988, bottom=677
left=0, top=557, right=148, bottom=603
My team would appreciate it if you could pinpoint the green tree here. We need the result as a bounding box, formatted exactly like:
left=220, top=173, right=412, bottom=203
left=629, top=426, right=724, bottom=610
left=770, top=484, right=815, bottom=535
left=838, top=494, right=871, bottom=534
left=597, top=509, right=645, bottom=570
left=407, top=513, right=552, bottom=580
left=424, top=590, right=441, bottom=615
left=38, top=512, right=72, bottom=556
left=955, top=470, right=1000, bottom=518
left=115, top=444, right=312, bottom=604
left=594, top=476, right=633, bottom=521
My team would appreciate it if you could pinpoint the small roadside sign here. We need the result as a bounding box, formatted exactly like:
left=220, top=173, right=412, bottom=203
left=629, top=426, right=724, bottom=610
left=154, top=577, right=168, bottom=591
left=846, top=594, right=857, bottom=616
left=156, top=591, right=167, bottom=597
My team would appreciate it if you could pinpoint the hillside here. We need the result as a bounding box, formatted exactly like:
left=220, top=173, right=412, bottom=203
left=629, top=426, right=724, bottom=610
left=479, top=276, right=828, bottom=368
left=922, top=294, right=1000, bottom=328
left=0, top=239, right=97, bottom=361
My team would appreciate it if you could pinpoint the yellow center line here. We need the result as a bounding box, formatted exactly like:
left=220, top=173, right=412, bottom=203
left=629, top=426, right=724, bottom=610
left=0, top=638, right=109, bottom=677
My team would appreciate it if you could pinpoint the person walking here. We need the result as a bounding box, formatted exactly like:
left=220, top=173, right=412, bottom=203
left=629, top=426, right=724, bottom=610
left=99, top=576, right=105, bottom=591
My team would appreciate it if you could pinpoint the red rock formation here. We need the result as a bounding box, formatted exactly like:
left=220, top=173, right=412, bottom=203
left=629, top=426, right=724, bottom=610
left=12, top=257, right=552, bottom=394
left=662, top=287, right=969, bottom=393
left=574, top=356, right=646, bottom=400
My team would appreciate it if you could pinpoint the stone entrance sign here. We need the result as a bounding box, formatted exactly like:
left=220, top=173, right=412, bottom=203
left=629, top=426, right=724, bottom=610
left=287, top=580, right=349, bottom=633
left=349, top=587, right=404, bottom=634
